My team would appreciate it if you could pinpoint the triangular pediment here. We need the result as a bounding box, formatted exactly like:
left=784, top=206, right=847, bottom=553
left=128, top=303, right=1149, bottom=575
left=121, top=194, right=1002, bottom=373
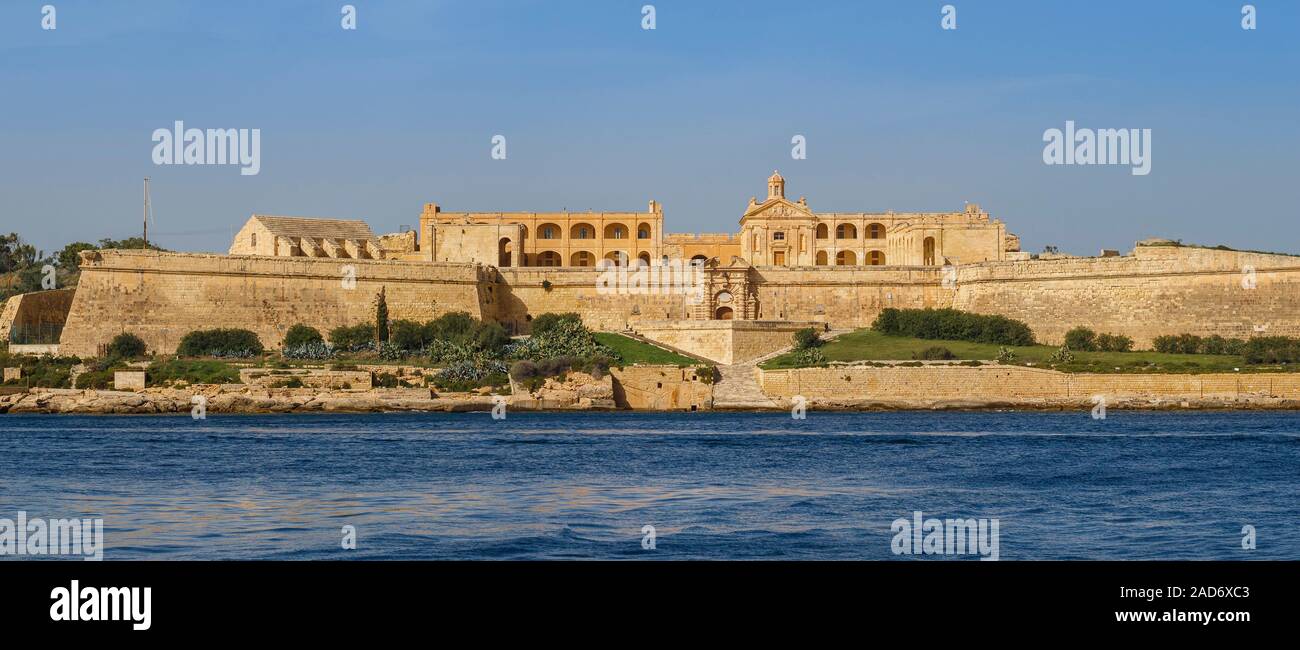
left=741, top=197, right=815, bottom=222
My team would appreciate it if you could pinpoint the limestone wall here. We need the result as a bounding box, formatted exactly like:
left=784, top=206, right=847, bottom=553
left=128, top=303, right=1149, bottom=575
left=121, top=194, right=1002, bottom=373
left=50, top=242, right=1300, bottom=361
left=757, top=364, right=1300, bottom=404
left=59, top=250, right=490, bottom=357
left=749, top=266, right=950, bottom=327
left=493, top=267, right=695, bottom=333
left=0, top=288, right=75, bottom=344
left=610, top=365, right=713, bottom=410
left=630, top=319, right=817, bottom=364
left=952, top=245, right=1300, bottom=347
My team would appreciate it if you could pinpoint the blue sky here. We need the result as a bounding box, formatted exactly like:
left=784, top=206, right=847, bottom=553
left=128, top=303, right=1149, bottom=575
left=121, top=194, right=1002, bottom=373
left=1, top=0, right=1297, bottom=256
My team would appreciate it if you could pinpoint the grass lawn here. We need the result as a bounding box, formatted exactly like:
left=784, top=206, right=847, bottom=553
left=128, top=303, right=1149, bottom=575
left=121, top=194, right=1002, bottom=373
left=594, top=332, right=700, bottom=366
left=760, top=329, right=1289, bottom=374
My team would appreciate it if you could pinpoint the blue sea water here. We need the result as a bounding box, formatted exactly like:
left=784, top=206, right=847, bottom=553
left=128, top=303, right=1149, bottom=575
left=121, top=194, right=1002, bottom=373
left=0, top=411, right=1297, bottom=560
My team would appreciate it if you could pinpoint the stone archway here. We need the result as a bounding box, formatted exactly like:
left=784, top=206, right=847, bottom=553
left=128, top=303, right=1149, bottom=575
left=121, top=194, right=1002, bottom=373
left=715, top=306, right=734, bottom=320
left=498, top=238, right=513, bottom=267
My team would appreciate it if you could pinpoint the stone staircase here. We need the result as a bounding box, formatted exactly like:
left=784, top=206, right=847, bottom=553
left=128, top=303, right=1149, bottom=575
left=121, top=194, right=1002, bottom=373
left=709, top=328, right=855, bottom=410
left=711, top=363, right=781, bottom=409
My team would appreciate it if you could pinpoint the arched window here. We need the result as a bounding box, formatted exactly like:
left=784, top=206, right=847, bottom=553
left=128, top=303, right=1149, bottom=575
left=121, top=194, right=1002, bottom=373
left=690, top=254, right=708, bottom=266
left=499, top=238, right=513, bottom=267
left=604, top=250, right=628, bottom=266
left=570, top=251, right=594, bottom=267
left=571, top=223, right=595, bottom=239
left=251, top=232, right=257, bottom=248
left=836, top=223, right=857, bottom=239
left=538, top=223, right=560, bottom=240
left=868, top=223, right=886, bottom=239
left=816, top=251, right=828, bottom=265
left=816, top=224, right=828, bottom=239
left=836, top=250, right=857, bottom=266
left=604, top=224, right=628, bottom=239
left=869, top=250, right=886, bottom=266
left=923, top=237, right=936, bottom=266
left=637, top=251, right=651, bottom=266
left=637, top=222, right=652, bottom=239
left=536, top=251, right=562, bottom=267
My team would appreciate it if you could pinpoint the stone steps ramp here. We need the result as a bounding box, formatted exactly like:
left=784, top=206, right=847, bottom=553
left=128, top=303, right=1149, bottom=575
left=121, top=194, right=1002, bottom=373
left=711, top=363, right=780, bottom=410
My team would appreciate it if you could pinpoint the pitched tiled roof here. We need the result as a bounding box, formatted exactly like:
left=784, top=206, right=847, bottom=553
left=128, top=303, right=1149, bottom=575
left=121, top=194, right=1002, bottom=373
left=249, top=215, right=378, bottom=243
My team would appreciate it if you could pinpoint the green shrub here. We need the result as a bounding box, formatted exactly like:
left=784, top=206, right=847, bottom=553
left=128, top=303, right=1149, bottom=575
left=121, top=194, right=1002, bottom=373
left=177, top=328, right=264, bottom=358
left=427, top=312, right=477, bottom=345
left=530, top=312, right=581, bottom=337
left=1047, top=345, right=1075, bottom=364
left=146, top=359, right=239, bottom=386
left=474, top=321, right=510, bottom=352
left=283, top=341, right=334, bottom=360
left=1063, top=327, right=1097, bottom=352
left=996, top=346, right=1017, bottom=363
left=508, top=355, right=609, bottom=381
left=389, top=319, right=429, bottom=352
left=1243, top=337, right=1300, bottom=364
left=1095, top=333, right=1134, bottom=352
left=913, top=346, right=955, bottom=360
left=793, top=327, right=822, bottom=350
left=75, top=368, right=118, bottom=389
left=1152, top=335, right=1179, bottom=354
left=10, top=355, right=79, bottom=388
left=793, top=347, right=827, bottom=367
left=505, top=319, right=617, bottom=365
left=509, top=360, right=537, bottom=380
left=329, top=323, right=375, bottom=352
left=414, top=312, right=512, bottom=356
left=871, top=308, right=1035, bottom=346
left=283, top=324, right=324, bottom=349
left=1152, top=333, right=1246, bottom=355
left=377, top=342, right=406, bottom=361
left=106, top=333, right=147, bottom=359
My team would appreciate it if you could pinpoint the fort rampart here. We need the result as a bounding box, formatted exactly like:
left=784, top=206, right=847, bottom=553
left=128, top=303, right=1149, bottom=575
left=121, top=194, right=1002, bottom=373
left=36, top=243, right=1300, bottom=359
left=57, top=250, right=490, bottom=357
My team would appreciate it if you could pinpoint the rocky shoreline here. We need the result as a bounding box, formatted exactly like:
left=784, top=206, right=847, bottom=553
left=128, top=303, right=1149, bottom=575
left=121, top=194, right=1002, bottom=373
left=5, top=386, right=1300, bottom=414
left=0, top=371, right=622, bottom=415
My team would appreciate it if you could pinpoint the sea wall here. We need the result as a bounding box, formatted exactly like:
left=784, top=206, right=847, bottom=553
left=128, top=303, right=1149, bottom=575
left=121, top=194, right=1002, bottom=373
left=59, top=250, right=491, bottom=357
left=610, top=365, right=714, bottom=410
left=757, top=364, right=1300, bottom=407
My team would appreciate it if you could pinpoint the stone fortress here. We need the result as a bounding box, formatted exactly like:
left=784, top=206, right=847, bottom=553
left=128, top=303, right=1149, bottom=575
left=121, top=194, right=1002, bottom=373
left=7, top=171, right=1300, bottom=367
